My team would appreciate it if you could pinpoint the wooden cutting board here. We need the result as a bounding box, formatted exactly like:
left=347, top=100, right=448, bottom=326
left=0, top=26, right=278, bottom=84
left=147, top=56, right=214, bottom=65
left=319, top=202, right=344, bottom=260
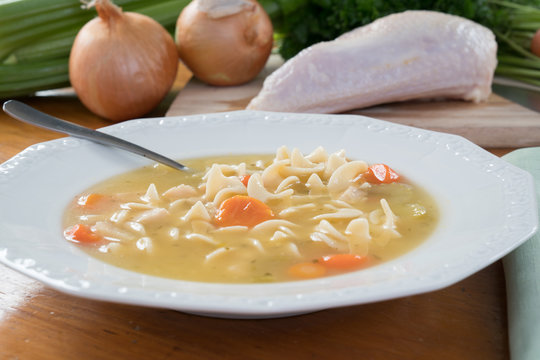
left=166, top=56, right=540, bottom=148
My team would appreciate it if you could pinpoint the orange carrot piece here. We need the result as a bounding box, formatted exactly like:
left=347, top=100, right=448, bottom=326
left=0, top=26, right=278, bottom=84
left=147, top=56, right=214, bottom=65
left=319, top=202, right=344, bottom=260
left=364, top=164, right=400, bottom=184
left=214, top=195, right=274, bottom=228
left=319, top=254, right=369, bottom=270
left=64, top=224, right=101, bottom=244
left=239, top=174, right=251, bottom=187
left=77, top=193, right=105, bottom=208
left=288, top=262, right=327, bottom=279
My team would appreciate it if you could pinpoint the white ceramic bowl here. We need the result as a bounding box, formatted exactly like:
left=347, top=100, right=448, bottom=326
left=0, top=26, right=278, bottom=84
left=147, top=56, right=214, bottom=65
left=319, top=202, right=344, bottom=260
left=0, top=110, right=537, bottom=318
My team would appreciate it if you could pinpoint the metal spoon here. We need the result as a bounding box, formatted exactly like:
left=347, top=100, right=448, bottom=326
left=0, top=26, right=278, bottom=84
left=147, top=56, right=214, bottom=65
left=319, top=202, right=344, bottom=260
left=2, top=100, right=187, bottom=171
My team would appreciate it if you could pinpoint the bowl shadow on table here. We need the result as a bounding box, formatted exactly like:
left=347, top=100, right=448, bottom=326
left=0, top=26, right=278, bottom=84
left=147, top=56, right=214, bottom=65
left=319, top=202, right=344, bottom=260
left=1, top=262, right=508, bottom=360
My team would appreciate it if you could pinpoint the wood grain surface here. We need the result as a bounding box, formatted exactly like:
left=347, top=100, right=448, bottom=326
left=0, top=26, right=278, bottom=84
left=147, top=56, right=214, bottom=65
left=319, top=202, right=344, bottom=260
left=167, top=55, right=540, bottom=148
left=0, top=63, right=517, bottom=359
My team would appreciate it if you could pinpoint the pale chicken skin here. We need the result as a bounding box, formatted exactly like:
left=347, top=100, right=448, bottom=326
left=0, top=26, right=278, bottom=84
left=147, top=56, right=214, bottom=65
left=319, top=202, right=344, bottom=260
left=247, top=10, right=497, bottom=113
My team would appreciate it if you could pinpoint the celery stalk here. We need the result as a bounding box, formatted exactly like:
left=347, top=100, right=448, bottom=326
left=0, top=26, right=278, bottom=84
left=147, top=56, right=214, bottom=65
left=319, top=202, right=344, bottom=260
left=0, top=6, right=90, bottom=37
left=0, top=74, right=70, bottom=98
left=0, top=58, right=68, bottom=83
left=0, top=0, right=77, bottom=22
left=0, top=14, right=94, bottom=61
left=8, top=33, right=75, bottom=63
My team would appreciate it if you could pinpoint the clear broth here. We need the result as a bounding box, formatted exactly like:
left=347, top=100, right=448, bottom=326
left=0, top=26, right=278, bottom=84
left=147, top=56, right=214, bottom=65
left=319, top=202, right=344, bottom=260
left=63, top=153, right=439, bottom=283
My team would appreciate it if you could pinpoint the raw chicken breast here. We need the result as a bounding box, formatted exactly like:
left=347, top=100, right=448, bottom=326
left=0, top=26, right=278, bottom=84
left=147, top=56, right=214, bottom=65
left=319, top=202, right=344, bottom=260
left=247, top=10, right=497, bottom=113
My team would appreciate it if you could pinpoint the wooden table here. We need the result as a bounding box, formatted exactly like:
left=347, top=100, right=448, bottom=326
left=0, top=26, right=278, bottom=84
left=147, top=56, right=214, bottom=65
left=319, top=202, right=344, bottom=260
left=0, top=67, right=515, bottom=359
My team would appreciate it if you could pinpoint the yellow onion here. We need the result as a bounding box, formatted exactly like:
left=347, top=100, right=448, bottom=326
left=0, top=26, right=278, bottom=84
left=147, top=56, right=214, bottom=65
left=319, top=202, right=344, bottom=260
left=175, top=0, right=273, bottom=86
left=69, top=0, right=179, bottom=122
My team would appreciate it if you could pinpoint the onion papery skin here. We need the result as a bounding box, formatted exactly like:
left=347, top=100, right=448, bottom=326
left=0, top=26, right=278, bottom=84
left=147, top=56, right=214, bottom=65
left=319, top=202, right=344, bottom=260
left=69, top=8, right=178, bottom=122
left=175, top=0, right=273, bottom=86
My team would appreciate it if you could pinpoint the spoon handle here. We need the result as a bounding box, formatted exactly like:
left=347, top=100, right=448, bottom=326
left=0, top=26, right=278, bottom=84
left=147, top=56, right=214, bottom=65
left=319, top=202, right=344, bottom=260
left=2, top=100, right=187, bottom=171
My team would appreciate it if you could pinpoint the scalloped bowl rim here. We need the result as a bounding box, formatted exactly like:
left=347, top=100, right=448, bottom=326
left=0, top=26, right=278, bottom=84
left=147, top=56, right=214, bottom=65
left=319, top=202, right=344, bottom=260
left=0, top=110, right=537, bottom=318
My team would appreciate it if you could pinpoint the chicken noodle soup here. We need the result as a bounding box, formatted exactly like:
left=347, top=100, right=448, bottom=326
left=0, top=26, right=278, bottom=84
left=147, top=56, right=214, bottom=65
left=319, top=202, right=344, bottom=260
left=63, top=146, right=438, bottom=283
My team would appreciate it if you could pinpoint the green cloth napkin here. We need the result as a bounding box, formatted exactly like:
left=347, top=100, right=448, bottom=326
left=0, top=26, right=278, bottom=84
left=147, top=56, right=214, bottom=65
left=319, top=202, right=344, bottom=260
left=503, top=148, right=540, bottom=360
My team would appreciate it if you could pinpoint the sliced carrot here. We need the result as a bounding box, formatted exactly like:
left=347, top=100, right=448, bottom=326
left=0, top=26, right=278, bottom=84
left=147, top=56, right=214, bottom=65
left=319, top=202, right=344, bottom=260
left=288, top=262, right=327, bottom=279
left=64, top=224, right=101, bottom=244
left=364, top=164, right=400, bottom=184
left=319, top=254, right=369, bottom=270
left=239, top=174, right=251, bottom=187
left=77, top=193, right=106, bottom=208
left=214, top=195, right=274, bottom=228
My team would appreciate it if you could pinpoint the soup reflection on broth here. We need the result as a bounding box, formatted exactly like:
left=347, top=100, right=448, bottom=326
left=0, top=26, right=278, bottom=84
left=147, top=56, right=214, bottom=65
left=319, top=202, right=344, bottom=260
left=63, top=146, right=438, bottom=283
